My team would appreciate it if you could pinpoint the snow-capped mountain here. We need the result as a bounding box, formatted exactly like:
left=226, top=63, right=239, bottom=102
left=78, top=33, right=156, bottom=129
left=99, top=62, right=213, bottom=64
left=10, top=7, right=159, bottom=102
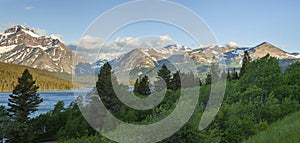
left=111, top=46, right=189, bottom=71
left=110, top=42, right=299, bottom=72
left=163, top=44, right=192, bottom=51
left=0, top=25, right=86, bottom=73
left=220, top=42, right=299, bottom=64
left=73, top=41, right=299, bottom=76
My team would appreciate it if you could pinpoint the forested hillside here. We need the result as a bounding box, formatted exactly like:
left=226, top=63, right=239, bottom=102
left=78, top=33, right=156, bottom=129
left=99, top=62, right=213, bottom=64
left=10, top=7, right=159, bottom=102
left=0, top=62, right=73, bottom=91
left=1, top=54, right=300, bottom=143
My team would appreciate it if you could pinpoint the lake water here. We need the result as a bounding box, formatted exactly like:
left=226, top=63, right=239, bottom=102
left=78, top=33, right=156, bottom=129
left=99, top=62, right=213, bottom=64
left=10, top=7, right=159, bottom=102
left=0, top=91, right=76, bottom=117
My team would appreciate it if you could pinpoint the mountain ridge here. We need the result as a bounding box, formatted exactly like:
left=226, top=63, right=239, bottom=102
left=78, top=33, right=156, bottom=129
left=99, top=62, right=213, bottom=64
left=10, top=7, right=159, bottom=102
left=0, top=25, right=86, bottom=74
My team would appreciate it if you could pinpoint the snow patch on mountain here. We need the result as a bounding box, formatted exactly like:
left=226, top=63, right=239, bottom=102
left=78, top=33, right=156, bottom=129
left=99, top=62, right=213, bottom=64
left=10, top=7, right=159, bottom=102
left=0, top=45, right=18, bottom=54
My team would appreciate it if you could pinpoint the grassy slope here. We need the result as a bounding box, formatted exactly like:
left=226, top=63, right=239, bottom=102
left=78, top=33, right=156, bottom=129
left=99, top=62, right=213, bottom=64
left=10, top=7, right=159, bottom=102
left=0, top=62, right=74, bottom=91
left=243, top=111, right=300, bottom=143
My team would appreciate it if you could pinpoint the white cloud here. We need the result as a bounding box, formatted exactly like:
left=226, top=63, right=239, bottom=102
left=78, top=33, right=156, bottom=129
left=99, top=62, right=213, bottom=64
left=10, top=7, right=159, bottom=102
left=226, top=41, right=238, bottom=47
left=24, top=6, right=34, bottom=11
left=70, top=35, right=105, bottom=50
left=69, top=35, right=174, bottom=62
left=152, top=35, right=173, bottom=47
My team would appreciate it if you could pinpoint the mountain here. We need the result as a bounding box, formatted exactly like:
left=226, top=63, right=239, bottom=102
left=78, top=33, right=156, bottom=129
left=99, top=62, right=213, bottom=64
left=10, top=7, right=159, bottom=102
left=190, top=44, right=239, bottom=64
left=111, top=46, right=190, bottom=71
left=0, top=61, right=73, bottom=92
left=0, top=25, right=86, bottom=74
left=221, top=42, right=299, bottom=64
left=111, top=42, right=299, bottom=72
left=74, top=59, right=108, bottom=76
left=73, top=41, right=299, bottom=77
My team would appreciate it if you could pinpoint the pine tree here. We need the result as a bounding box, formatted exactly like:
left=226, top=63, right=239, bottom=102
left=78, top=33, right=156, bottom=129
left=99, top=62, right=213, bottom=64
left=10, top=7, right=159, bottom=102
left=231, top=68, right=239, bottom=80
left=205, top=72, right=212, bottom=85
left=170, top=71, right=181, bottom=91
left=227, top=70, right=231, bottom=80
left=240, top=50, right=251, bottom=78
left=0, top=106, right=9, bottom=141
left=133, top=78, right=140, bottom=93
left=135, top=75, right=151, bottom=96
left=96, top=62, right=119, bottom=112
left=157, top=64, right=172, bottom=89
left=7, top=69, right=43, bottom=143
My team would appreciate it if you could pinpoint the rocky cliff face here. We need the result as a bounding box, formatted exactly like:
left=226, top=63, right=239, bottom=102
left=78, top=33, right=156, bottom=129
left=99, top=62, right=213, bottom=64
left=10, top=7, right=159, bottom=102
left=0, top=25, right=86, bottom=74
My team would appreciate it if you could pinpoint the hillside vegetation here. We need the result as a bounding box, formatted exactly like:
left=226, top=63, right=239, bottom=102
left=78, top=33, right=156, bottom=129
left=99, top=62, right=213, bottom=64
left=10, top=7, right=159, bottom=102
left=0, top=62, right=73, bottom=91
left=243, top=111, right=300, bottom=143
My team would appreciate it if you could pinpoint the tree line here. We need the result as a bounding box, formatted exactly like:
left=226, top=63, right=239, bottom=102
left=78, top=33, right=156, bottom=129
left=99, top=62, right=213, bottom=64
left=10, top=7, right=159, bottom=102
left=0, top=62, right=73, bottom=92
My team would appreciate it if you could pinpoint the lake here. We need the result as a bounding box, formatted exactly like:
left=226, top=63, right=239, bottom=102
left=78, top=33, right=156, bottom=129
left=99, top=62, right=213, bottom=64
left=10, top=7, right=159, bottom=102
left=0, top=90, right=76, bottom=117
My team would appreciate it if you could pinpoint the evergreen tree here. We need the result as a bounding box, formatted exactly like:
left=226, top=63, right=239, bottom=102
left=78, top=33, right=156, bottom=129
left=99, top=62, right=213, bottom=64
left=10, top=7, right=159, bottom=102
left=231, top=68, right=239, bottom=80
left=227, top=70, right=231, bottom=80
left=135, top=75, right=151, bottom=96
left=157, top=64, right=172, bottom=89
left=133, top=78, right=140, bottom=93
left=205, top=72, right=212, bottom=85
left=240, top=50, right=251, bottom=78
left=0, top=106, right=9, bottom=141
left=96, top=62, right=119, bottom=112
left=7, top=69, right=43, bottom=143
left=170, top=71, right=181, bottom=91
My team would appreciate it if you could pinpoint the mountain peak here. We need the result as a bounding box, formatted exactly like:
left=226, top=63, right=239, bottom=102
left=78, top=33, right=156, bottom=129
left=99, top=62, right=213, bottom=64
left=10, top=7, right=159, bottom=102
left=4, top=25, right=39, bottom=37
left=256, top=41, right=273, bottom=47
left=163, top=44, right=191, bottom=51
left=0, top=25, right=64, bottom=51
left=0, top=25, right=86, bottom=73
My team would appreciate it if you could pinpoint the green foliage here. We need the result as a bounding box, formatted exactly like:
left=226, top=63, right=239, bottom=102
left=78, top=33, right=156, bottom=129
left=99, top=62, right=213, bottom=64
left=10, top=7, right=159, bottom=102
left=33, top=102, right=96, bottom=142
left=283, top=61, right=300, bottom=86
left=240, top=50, right=251, bottom=78
left=39, top=54, right=300, bottom=142
left=157, top=64, right=172, bottom=88
left=96, top=62, right=120, bottom=113
left=169, top=71, right=181, bottom=91
left=6, top=69, right=43, bottom=143
left=134, top=75, right=151, bottom=96
left=0, top=106, right=9, bottom=140
left=239, top=54, right=282, bottom=101
left=243, top=111, right=300, bottom=143
left=0, top=62, right=73, bottom=92
left=231, top=67, right=239, bottom=80
left=9, top=54, right=300, bottom=142
left=205, top=72, right=212, bottom=85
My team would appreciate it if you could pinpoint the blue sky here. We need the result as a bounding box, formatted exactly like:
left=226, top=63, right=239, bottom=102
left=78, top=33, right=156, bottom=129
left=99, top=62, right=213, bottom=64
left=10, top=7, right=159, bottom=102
left=1, top=0, right=299, bottom=52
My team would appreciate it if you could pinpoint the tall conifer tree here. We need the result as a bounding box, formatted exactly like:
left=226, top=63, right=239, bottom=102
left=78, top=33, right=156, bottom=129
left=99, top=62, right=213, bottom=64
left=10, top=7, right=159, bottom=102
left=7, top=69, right=43, bottom=143
left=240, top=50, right=251, bottom=78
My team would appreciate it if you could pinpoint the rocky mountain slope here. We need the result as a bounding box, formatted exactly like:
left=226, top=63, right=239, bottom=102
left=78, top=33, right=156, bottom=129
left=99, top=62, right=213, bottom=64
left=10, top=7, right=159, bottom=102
left=111, top=42, right=298, bottom=70
left=0, top=25, right=86, bottom=74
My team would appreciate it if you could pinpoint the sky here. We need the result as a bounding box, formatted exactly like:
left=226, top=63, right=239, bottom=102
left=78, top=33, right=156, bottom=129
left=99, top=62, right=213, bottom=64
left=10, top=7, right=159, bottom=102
left=0, top=0, right=299, bottom=54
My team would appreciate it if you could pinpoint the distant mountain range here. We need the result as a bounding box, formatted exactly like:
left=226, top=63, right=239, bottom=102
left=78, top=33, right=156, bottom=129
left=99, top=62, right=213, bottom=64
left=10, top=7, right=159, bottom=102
left=75, top=42, right=299, bottom=76
left=0, top=25, right=299, bottom=77
left=0, top=25, right=86, bottom=74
